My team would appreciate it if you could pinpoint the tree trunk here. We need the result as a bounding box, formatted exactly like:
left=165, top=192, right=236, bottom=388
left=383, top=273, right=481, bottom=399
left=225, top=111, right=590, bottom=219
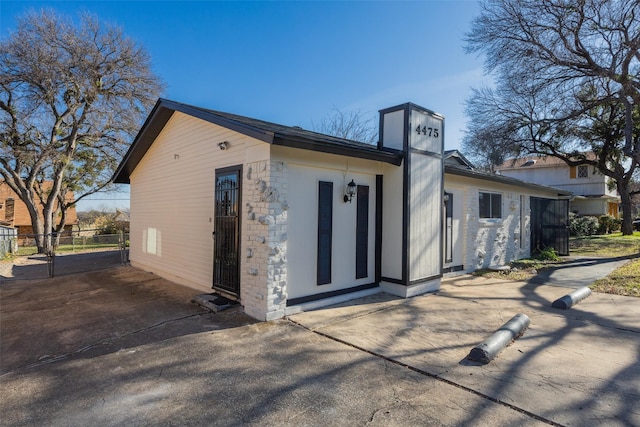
left=30, top=212, right=46, bottom=254
left=20, top=190, right=46, bottom=254
left=42, top=209, right=54, bottom=255
left=18, top=192, right=56, bottom=254
left=54, top=203, right=68, bottom=250
left=618, top=180, right=634, bottom=236
left=41, top=167, right=67, bottom=254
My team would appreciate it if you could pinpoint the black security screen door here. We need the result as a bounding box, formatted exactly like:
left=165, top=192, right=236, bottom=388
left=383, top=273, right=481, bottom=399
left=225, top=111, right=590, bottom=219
left=213, top=166, right=241, bottom=297
left=530, top=197, right=569, bottom=256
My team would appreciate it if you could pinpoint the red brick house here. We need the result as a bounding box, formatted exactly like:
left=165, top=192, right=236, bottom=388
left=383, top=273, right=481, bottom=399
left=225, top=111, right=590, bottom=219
left=0, top=182, right=78, bottom=237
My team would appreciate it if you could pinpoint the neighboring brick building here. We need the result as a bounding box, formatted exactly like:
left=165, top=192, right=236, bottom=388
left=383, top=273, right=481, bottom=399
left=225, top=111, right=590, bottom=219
left=0, top=182, right=78, bottom=236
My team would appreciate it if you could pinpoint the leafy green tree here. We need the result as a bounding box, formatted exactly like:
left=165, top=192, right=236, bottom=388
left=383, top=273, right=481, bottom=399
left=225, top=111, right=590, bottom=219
left=464, top=0, right=640, bottom=234
left=0, top=10, right=163, bottom=252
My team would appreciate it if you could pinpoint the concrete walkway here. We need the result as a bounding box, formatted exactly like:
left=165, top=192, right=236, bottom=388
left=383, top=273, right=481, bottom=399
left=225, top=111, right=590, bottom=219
left=527, top=256, right=632, bottom=288
left=1, top=261, right=639, bottom=426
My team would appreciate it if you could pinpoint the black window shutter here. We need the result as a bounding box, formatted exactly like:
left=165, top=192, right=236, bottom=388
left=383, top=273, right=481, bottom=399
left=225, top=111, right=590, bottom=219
left=317, top=181, right=333, bottom=285
left=356, top=185, right=369, bottom=279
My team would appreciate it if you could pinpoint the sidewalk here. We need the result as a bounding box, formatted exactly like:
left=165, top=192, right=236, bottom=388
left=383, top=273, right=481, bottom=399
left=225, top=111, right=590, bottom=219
left=527, top=255, right=632, bottom=288
left=1, top=264, right=639, bottom=426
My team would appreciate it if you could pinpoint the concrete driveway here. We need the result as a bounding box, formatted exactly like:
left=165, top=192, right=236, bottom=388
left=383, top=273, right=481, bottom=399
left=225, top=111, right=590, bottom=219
left=1, top=265, right=639, bottom=426
left=291, top=275, right=640, bottom=426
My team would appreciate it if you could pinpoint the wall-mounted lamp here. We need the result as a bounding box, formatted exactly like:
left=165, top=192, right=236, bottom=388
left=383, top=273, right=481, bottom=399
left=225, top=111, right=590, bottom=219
left=344, top=179, right=357, bottom=203
left=443, top=192, right=450, bottom=204
left=218, top=141, right=230, bottom=150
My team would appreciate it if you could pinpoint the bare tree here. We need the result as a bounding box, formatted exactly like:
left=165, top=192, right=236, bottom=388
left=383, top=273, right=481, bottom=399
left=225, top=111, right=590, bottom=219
left=314, top=108, right=377, bottom=144
left=464, top=0, right=640, bottom=234
left=0, top=10, right=163, bottom=252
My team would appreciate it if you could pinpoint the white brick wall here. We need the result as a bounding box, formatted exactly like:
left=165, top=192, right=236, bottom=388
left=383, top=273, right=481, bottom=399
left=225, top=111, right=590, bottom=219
left=462, top=186, right=531, bottom=271
left=241, top=160, right=288, bottom=320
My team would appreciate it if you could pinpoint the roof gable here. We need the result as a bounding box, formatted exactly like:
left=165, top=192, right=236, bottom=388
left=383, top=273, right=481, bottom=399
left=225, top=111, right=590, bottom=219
left=444, top=150, right=475, bottom=169
left=113, top=98, right=404, bottom=183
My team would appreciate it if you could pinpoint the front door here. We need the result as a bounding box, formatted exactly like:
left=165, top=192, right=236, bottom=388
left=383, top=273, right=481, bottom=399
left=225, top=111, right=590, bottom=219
left=213, top=166, right=242, bottom=297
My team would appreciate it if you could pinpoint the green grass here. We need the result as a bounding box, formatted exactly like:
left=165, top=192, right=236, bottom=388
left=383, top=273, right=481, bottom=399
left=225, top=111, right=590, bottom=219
left=474, top=233, right=640, bottom=297
left=13, top=242, right=122, bottom=257
left=591, top=259, right=640, bottom=297
left=570, top=232, right=640, bottom=257
left=5, top=235, right=127, bottom=258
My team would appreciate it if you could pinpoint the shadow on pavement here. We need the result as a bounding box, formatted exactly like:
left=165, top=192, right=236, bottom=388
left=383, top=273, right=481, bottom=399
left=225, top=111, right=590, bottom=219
left=444, top=267, right=640, bottom=426
left=0, top=266, right=256, bottom=375
left=0, top=250, right=128, bottom=282
left=2, top=259, right=639, bottom=426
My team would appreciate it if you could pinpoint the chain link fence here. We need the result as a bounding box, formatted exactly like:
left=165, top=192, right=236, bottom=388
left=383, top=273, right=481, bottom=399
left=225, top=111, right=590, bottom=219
left=0, top=228, right=129, bottom=282
left=0, top=226, right=18, bottom=259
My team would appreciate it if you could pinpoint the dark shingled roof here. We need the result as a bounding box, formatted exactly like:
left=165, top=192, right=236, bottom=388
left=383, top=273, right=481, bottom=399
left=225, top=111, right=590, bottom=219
left=113, top=98, right=404, bottom=184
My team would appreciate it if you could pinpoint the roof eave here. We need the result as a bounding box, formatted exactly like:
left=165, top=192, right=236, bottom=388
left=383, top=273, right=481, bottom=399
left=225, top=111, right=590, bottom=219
left=112, top=100, right=173, bottom=184
left=113, top=98, right=406, bottom=184
left=273, top=135, right=404, bottom=166
left=112, top=98, right=276, bottom=184
left=445, top=165, right=572, bottom=197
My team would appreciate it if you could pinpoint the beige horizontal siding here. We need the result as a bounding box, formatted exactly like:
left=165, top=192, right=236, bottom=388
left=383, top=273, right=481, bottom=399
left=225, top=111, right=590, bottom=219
left=130, top=111, right=265, bottom=292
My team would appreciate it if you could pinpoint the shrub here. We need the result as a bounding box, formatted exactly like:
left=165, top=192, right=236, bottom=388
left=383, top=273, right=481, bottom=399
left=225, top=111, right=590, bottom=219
left=534, top=246, right=560, bottom=261
left=569, top=214, right=599, bottom=237
left=612, top=218, right=622, bottom=232
left=94, top=217, right=121, bottom=235
left=597, top=215, right=621, bottom=234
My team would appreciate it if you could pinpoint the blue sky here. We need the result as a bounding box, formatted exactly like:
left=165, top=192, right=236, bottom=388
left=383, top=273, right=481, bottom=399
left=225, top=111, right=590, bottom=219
left=1, top=0, right=491, bottom=211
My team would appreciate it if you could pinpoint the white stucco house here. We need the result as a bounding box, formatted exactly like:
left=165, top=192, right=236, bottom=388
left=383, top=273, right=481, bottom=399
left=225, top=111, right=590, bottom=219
left=113, top=99, right=571, bottom=321
left=497, top=154, right=620, bottom=218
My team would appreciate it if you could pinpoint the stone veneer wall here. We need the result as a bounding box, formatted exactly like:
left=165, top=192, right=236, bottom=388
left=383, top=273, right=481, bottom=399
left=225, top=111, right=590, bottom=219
left=241, top=160, right=288, bottom=321
left=465, top=189, right=529, bottom=271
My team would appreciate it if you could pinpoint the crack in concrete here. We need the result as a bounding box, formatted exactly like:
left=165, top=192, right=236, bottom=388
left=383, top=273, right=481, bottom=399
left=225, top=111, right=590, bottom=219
left=1, top=312, right=207, bottom=376
left=288, top=318, right=565, bottom=427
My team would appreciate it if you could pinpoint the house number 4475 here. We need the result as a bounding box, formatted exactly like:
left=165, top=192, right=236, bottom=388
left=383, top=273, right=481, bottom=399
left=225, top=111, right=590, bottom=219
left=416, top=125, right=439, bottom=138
